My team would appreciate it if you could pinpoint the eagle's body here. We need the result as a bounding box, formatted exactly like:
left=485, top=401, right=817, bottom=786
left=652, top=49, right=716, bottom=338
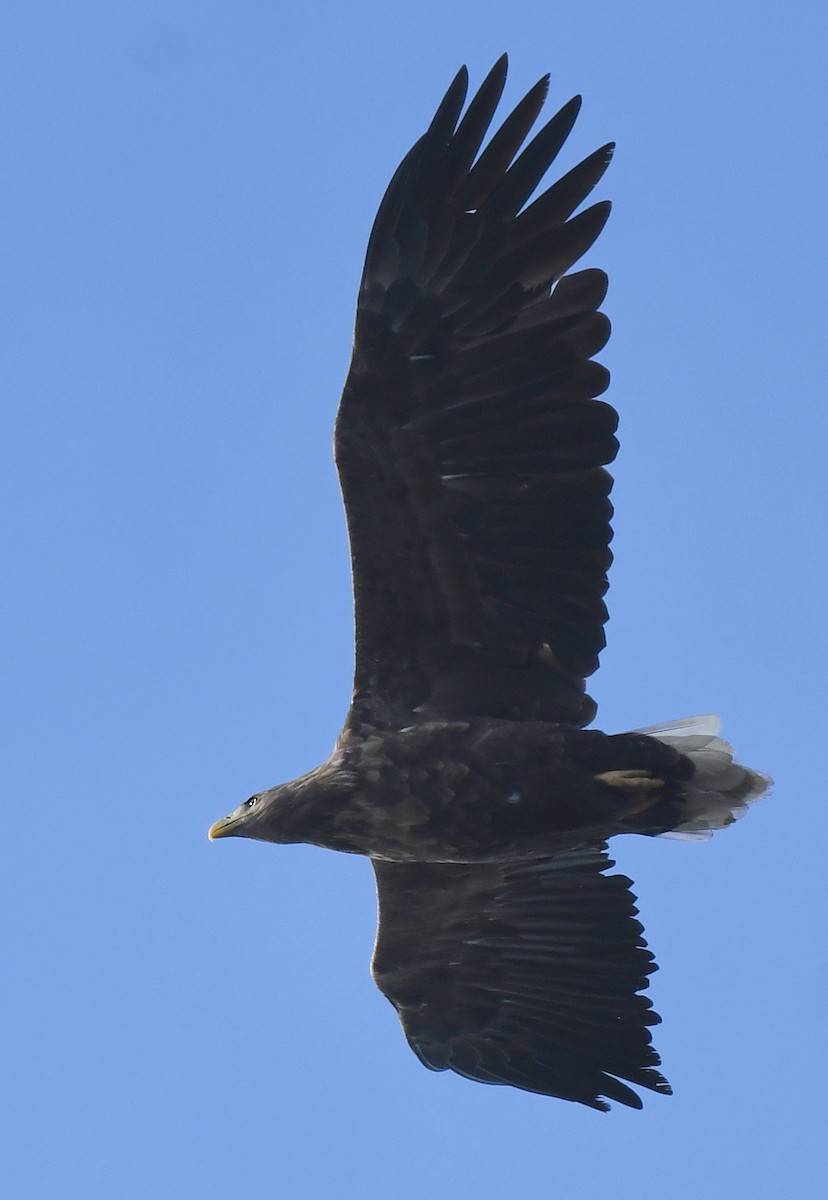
left=235, top=721, right=695, bottom=863
left=209, top=57, right=771, bottom=1111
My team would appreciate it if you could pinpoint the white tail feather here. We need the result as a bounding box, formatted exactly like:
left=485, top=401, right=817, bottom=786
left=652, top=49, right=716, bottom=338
left=635, top=715, right=772, bottom=841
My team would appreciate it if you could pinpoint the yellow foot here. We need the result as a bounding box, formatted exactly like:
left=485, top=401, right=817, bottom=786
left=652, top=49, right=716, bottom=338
left=595, top=769, right=663, bottom=791
left=595, top=769, right=664, bottom=822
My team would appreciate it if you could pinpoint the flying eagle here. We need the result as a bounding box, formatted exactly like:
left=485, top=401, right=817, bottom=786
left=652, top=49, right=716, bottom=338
left=209, top=57, right=771, bottom=1111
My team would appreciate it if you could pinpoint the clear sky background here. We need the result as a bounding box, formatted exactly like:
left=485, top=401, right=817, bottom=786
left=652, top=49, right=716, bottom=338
left=3, top=2, right=826, bottom=1197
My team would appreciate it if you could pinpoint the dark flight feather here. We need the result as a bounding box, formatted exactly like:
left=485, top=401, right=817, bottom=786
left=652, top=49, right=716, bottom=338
left=336, top=62, right=616, bottom=731
left=372, top=847, right=671, bottom=1110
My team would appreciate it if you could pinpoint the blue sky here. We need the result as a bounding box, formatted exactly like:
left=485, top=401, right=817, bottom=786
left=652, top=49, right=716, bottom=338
left=3, top=2, right=826, bottom=1197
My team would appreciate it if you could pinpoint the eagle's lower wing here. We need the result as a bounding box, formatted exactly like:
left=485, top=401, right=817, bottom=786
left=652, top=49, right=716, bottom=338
left=335, top=57, right=617, bottom=730
left=371, top=848, right=671, bottom=1111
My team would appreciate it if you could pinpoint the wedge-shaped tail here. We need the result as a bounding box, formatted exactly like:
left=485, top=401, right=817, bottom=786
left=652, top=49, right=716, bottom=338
left=636, top=716, right=773, bottom=840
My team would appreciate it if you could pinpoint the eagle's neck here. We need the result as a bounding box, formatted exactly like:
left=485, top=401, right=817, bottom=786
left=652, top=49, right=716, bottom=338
left=250, top=759, right=360, bottom=850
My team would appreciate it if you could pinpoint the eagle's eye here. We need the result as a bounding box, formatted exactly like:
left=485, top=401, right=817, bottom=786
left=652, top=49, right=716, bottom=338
left=245, top=795, right=258, bottom=808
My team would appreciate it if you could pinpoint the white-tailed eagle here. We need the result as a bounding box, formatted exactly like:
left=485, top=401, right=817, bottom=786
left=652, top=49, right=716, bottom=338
left=209, top=58, right=771, bottom=1111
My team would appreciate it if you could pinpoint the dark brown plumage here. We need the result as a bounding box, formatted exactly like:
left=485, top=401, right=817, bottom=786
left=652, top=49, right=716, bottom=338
left=209, top=57, right=771, bottom=1111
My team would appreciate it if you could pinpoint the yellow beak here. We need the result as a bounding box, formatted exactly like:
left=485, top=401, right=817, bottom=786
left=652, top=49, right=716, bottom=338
left=208, top=815, right=237, bottom=840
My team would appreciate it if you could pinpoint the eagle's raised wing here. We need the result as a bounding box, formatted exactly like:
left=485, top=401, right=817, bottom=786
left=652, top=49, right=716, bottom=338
left=371, top=847, right=670, bottom=1111
left=335, top=57, right=617, bottom=731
